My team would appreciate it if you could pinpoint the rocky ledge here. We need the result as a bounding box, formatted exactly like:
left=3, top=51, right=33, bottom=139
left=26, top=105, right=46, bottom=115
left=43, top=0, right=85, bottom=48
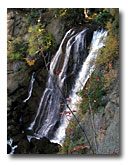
left=8, top=136, right=61, bottom=154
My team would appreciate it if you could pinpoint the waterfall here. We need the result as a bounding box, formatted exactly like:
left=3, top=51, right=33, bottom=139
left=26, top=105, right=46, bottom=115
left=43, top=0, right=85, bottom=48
left=28, top=27, right=89, bottom=139
left=23, top=72, right=35, bottom=103
left=51, top=30, right=107, bottom=145
left=28, top=27, right=107, bottom=144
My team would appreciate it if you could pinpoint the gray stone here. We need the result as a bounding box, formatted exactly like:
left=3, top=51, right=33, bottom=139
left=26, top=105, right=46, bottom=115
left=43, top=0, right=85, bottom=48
left=97, top=106, right=119, bottom=154
left=46, top=18, right=62, bottom=45
left=13, top=61, right=22, bottom=72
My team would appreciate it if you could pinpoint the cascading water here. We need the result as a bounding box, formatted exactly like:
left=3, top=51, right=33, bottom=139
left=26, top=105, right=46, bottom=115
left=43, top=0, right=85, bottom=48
left=51, top=30, right=107, bottom=145
left=28, top=27, right=90, bottom=139
left=7, top=138, right=18, bottom=154
left=23, top=72, right=35, bottom=103
left=28, top=27, right=107, bottom=145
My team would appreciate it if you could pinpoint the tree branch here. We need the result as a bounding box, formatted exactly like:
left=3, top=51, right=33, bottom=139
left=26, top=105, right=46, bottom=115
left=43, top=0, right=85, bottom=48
left=42, top=53, right=94, bottom=154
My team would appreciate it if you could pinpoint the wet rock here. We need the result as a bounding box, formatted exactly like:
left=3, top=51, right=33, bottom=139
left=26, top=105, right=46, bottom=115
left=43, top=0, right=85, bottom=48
left=7, top=96, right=13, bottom=107
left=7, top=125, right=15, bottom=131
left=36, top=68, right=48, bottom=87
left=44, top=142, right=60, bottom=154
left=30, top=138, right=41, bottom=154
left=40, top=137, right=51, bottom=146
left=7, top=119, right=17, bottom=126
left=30, top=137, right=61, bottom=154
left=7, top=144, right=12, bottom=154
left=11, top=129, right=21, bottom=136
left=12, top=111, right=19, bottom=120
left=14, top=139, right=30, bottom=154
left=7, top=111, right=13, bottom=119
left=7, top=123, right=21, bottom=138
left=22, top=115, right=30, bottom=124
left=12, top=133, right=27, bottom=146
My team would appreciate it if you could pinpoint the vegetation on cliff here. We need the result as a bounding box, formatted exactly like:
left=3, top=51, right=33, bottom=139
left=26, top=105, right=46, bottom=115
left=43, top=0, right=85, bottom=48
left=7, top=8, right=86, bottom=59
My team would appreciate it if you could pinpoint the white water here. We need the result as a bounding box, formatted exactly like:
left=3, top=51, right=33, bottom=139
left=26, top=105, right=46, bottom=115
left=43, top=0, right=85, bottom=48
left=51, top=30, right=107, bottom=145
left=27, top=29, right=76, bottom=132
left=28, top=88, right=52, bottom=130
left=23, top=72, right=35, bottom=103
left=7, top=138, right=18, bottom=154
left=28, top=28, right=88, bottom=138
left=57, top=28, right=87, bottom=88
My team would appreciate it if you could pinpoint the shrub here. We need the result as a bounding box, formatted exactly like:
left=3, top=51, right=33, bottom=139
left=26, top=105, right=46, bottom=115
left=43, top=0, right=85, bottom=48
left=7, top=37, right=28, bottom=61
left=95, top=10, right=113, bottom=27
left=95, top=9, right=119, bottom=89
left=78, top=72, right=106, bottom=114
left=7, top=23, right=56, bottom=66
left=95, top=35, right=119, bottom=67
left=23, top=8, right=47, bottom=25
left=26, top=24, right=56, bottom=57
left=52, top=8, right=85, bottom=28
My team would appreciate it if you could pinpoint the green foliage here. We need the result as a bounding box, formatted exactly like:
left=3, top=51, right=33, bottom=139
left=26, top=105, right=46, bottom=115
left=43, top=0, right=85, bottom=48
left=95, top=10, right=113, bottom=27
left=60, top=119, right=80, bottom=154
left=52, top=8, right=67, bottom=18
left=78, top=72, right=106, bottom=114
left=59, top=135, right=71, bottom=154
left=52, top=8, right=85, bottom=28
left=22, top=8, right=47, bottom=25
left=26, top=24, right=56, bottom=57
left=21, top=61, right=28, bottom=72
left=7, top=23, right=56, bottom=63
left=60, top=118, right=89, bottom=154
left=95, top=9, right=119, bottom=89
left=7, top=37, right=28, bottom=61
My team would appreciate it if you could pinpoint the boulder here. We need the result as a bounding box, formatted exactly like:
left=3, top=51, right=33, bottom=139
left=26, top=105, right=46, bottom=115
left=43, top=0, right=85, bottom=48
left=7, top=144, right=12, bottom=154
left=30, top=137, right=61, bottom=154
left=12, top=133, right=27, bottom=146
left=14, top=139, right=30, bottom=154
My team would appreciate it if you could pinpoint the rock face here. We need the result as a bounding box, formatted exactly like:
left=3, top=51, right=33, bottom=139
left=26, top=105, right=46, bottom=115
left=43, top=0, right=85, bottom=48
left=62, top=73, right=119, bottom=155
left=28, top=137, right=60, bottom=154
left=7, top=55, right=56, bottom=153
left=40, top=10, right=63, bottom=45
left=9, top=136, right=61, bottom=154
left=7, top=144, right=12, bottom=154
left=7, top=9, right=64, bottom=45
left=7, top=10, right=27, bottom=40
left=97, top=82, right=119, bottom=154
left=77, top=80, right=119, bottom=154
